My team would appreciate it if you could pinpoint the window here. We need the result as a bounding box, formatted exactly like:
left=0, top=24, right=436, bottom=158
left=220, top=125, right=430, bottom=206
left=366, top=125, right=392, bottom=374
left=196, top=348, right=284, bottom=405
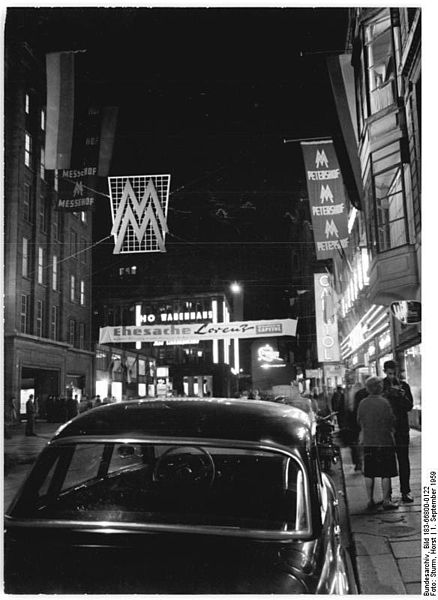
left=12, top=443, right=310, bottom=536
left=52, top=256, right=58, bottom=291
left=53, top=210, right=62, bottom=241
left=61, top=444, right=104, bottom=491
left=40, top=148, right=45, bottom=180
left=80, top=280, right=85, bottom=306
left=80, top=238, right=87, bottom=263
left=69, top=319, right=76, bottom=346
left=39, top=198, right=48, bottom=232
left=25, top=132, right=32, bottom=167
left=54, top=169, right=58, bottom=191
left=365, top=11, right=396, bottom=114
left=20, top=295, right=30, bottom=333
left=374, top=162, right=408, bottom=251
left=25, top=93, right=30, bottom=114
left=36, top=300, right=44, bottom=337
left=23, top=184, right=33, bottom=221
left=70, top=275, right=76, bottom=302
left=37, top=247, right=45, bottom=285
left=79, top=323, right=85, bottom=349
left=70, top=230, right=78, bottom=257
left=22, top=238, right=29, bottom=277
left=370, top=142, right=408, bottom=253
left=50, top=306, right=58, bottom=340
left=41, top=108, right=46, bottom=131
left=81, top=211, right=87, bottom=224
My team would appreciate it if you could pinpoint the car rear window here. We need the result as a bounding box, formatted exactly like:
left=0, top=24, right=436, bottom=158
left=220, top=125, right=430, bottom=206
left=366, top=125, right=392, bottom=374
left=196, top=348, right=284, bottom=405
left=10, top=442, right=309, bottom=533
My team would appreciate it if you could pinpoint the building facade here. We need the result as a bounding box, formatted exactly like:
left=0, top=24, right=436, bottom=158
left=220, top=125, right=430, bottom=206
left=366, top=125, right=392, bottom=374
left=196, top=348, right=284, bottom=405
left=4, top=42, right=94, bottom=415
left=332, top=8, right=421, bottom=412
left=97, top=292, right=240, bottom=398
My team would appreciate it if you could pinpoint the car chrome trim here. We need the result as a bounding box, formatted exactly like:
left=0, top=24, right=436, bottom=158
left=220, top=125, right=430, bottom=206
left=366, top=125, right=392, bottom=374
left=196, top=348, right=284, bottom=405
left=4, top=514, right=313, bottom=541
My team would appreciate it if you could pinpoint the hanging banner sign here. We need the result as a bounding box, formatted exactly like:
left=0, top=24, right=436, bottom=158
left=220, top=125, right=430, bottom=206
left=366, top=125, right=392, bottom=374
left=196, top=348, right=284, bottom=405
left=314, top=273, right=340, bottom=362
left=56, top=106, right=118, bottom=211
left=108, top=174, right=171, bottom=254
left=99, top=318, right=297, bottom=345
left=301, top=140, right=349, bottom=260
left=57, top=167, right=99, bottom=211
left=46, top=52, right=118, bottom=212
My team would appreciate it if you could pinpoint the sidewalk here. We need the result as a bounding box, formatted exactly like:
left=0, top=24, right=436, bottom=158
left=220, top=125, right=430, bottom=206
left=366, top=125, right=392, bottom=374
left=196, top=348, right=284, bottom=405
left=340, top=428, right=422, bottom=594
left=4, top=421, right=61, bottom=509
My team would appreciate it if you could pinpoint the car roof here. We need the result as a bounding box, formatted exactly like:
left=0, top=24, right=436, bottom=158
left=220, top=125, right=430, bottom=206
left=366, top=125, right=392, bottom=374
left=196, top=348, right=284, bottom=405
left=53, top=398, right=313, bottom=450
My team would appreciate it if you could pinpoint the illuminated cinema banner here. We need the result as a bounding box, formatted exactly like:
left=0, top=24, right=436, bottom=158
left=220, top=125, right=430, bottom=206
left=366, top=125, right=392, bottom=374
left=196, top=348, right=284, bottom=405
left=108, top=175, right=171, bottom=254
left=314, top=273, right=340, bottom=362
left=301, top=140, right=349, bottom=260
left=99, top=318, right=297, bottom=345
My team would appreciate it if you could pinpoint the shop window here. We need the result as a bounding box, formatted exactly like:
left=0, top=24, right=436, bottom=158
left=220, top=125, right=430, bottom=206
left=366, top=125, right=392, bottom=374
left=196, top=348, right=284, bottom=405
left=365, top=11, right=396, bottom=115
left=25, top=93, right=30, bottom=114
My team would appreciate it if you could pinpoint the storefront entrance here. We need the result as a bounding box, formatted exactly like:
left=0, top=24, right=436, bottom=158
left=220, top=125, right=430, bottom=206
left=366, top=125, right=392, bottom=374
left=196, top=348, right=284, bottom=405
left=20, top=367, right=60, bottom=418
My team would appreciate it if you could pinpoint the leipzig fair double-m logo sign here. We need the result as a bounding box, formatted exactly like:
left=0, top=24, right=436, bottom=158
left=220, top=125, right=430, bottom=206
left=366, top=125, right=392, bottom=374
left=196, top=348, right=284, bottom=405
left=108, top=174, right=171, bottom=254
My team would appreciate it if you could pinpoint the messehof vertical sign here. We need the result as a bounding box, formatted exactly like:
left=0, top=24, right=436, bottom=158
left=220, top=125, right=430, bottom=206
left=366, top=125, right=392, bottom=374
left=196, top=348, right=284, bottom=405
left=314, top=273, right=340, bottom=362
left=301, top=140, right=349, bottom=260
left=108, top=175, right=171, bottom=254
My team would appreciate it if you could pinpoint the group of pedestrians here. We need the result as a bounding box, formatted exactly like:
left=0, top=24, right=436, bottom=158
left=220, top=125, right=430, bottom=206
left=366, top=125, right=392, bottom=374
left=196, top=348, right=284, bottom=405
left=332, top=360, right=414, bottom=512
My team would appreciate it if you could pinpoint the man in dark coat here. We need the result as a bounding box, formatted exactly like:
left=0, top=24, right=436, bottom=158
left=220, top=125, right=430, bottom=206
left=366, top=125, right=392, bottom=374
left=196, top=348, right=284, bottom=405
left=25, top=394, right=37, bottom=436
left=382, top=360, right=414, bottom=503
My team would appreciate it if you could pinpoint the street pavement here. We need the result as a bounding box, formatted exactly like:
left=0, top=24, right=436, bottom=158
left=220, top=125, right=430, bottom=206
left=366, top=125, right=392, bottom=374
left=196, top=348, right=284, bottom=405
left=340, top=428, right=422, bottom=594
left=3, top=419, right=422, bottom=594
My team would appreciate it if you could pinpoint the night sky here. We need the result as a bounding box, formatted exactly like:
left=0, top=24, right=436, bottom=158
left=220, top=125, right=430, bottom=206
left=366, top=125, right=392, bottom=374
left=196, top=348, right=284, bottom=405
left=5, top=6, right=350, bottom=319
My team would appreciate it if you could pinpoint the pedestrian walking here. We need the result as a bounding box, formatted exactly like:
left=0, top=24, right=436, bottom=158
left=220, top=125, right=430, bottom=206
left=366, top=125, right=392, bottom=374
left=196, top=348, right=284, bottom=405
left=382, top=360, right=414, bottom=503
left=330, top=385, right=346, bottom=429
left=357, top=376, right=399, bottom=512
left=25, top=394, right=37, bottom=436
left=345, top=385, right=368, bottom=471
left=7, top=396, right=18, bottom=424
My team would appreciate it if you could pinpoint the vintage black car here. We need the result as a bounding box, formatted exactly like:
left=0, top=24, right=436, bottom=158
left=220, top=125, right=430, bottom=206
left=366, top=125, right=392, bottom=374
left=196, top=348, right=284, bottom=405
left=4, top=398, right=355, bottom=594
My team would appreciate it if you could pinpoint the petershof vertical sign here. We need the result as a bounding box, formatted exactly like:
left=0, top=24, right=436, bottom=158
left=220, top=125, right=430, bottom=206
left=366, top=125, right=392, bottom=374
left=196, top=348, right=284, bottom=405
left=301, top=140, right=349, bottom=260
left=314, top=273, right=340, bottom=362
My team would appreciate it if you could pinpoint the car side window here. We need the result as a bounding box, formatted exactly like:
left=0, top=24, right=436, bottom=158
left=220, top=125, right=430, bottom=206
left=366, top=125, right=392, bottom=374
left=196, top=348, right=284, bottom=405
left=108, top=443, right=149, bottom=474
left=34, top=454, right=62, bottom=499
left=61, top=444, right=104, bottom=491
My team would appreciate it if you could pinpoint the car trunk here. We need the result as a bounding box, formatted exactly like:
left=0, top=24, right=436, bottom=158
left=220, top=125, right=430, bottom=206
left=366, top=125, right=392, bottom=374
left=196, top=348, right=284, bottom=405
left=5, top=526, right=309, bottom=594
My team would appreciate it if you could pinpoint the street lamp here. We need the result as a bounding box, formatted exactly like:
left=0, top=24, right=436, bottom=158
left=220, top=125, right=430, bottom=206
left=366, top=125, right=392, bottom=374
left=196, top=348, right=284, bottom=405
left=230, top=281, right=242, bottom=294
